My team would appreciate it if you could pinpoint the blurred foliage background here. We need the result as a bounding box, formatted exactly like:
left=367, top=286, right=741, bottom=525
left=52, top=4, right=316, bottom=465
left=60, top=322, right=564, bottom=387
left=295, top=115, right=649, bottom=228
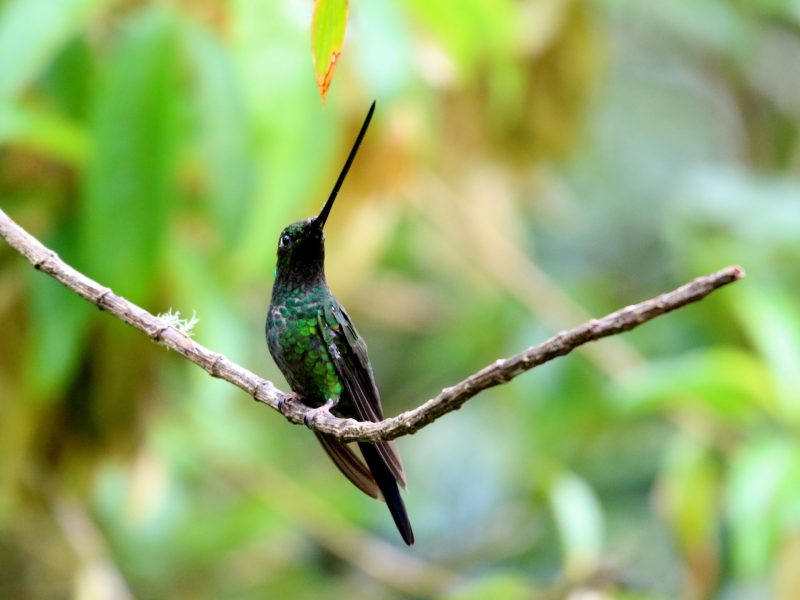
left=1, top=0, right=800, bottom=598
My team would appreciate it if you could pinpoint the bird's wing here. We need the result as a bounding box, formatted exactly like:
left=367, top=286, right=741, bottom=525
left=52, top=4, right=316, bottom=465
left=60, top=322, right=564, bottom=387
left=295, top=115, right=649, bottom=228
left=314, top=432, right=381, bottom=499
left=318, top=305, right=407, bottom=488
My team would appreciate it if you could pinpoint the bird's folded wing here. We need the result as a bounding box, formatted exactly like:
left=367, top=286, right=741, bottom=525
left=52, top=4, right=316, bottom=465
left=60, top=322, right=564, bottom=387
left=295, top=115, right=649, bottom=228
left=318, top=306, right=407, bottom=489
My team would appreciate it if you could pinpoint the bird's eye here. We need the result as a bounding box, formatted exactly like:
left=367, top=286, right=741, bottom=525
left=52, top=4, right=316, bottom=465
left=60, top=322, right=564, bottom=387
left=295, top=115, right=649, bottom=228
left=279, top=234, right=292, bottom=249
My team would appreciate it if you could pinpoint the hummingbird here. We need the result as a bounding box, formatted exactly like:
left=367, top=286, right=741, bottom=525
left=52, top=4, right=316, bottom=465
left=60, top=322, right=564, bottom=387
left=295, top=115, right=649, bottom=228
left=265, top=102, right=414, bottom=546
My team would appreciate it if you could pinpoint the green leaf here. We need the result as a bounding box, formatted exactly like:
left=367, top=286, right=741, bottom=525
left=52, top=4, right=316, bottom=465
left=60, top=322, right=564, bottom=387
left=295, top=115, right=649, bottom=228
left=403, top=0, right=517, bottom=79
left=0, top=0, right=107, bottom=105
left=311, top=0, right=348, bottom=101
left=0, top=102, right=87, bottom=166
left=614, top=347, right=774, bottom=422
left=659, top=436, right=719, bottom=562
left=79, top=6, right=181, bottom=304
left=41, top=37, right=93, bottom=123
left=731, top=283, right=800, bottom=423
left=185, top=23, right=253, bottom=243
left=548, top=471, right=604, bottom=578
left=727, top=437, right=798, bottom=576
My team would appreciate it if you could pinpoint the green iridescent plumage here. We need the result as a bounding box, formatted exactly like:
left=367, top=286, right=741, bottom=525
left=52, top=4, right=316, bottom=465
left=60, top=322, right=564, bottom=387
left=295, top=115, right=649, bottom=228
left=268, top=289, right=343, bottom=402
left=265, top=102, right=414, bottom=545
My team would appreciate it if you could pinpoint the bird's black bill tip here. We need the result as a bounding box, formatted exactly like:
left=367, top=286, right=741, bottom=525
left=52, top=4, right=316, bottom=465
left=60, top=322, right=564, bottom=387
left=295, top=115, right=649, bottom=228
left=315, top=101, right=377, bottom=230
left=401, top=525, right=415, bottom=546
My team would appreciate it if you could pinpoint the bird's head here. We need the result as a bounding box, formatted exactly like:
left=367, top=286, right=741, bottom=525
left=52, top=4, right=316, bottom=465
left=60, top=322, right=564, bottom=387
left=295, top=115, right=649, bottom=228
left=274, top=215, right=327, bottom=278
left=273, top=101, right=376, bottom=286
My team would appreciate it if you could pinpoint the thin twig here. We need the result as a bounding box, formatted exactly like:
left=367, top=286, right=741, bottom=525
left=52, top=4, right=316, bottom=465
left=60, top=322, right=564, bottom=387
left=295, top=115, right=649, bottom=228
left=0, top=208, right=744, bottom=442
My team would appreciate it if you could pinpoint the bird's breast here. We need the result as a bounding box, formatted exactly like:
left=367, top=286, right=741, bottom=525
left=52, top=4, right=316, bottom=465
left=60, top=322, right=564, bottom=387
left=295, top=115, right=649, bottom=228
left=266, top=296, right=343, bottom=403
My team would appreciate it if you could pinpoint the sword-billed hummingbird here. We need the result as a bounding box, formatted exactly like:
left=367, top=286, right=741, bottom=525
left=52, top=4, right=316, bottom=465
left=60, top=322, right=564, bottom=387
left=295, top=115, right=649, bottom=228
left=266, top=102, right=414, bottom=545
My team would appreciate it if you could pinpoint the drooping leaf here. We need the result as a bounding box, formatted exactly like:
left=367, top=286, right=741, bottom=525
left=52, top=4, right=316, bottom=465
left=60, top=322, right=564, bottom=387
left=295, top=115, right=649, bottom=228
left=311, top=0, right=348, bottom=101
left=79, top=6, right=181, bottom=304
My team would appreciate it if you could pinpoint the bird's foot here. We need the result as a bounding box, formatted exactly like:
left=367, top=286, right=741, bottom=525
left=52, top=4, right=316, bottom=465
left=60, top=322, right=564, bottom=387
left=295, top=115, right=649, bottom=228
left=303, top=398, right=336, bottom=428
left=277, top=392, right=302, bottom=415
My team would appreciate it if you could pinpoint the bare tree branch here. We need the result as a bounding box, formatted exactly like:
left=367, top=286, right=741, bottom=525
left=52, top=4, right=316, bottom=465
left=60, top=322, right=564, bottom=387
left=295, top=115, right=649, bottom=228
left=0, top=208, right=744, bottom=442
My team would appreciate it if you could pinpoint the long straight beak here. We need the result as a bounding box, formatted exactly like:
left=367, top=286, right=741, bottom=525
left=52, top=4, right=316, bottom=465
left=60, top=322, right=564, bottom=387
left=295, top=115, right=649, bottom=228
left=315, top=101, right=376, bottom=230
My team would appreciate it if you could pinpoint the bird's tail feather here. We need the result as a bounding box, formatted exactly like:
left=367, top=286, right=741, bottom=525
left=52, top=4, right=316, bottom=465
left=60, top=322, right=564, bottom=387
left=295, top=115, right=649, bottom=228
left=359, top=442, right=415, bottom=546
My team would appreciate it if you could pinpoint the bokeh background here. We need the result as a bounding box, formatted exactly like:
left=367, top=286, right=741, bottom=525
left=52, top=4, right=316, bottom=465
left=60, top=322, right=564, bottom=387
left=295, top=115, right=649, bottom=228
left=2, top=1, right=800, bottom=598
